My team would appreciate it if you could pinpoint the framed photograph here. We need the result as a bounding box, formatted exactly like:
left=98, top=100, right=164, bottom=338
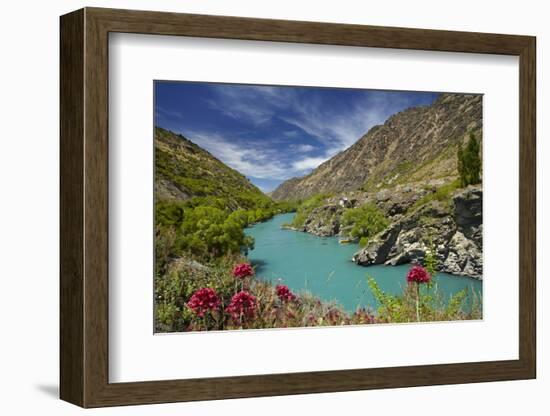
left=60, top=7, right=536, bottom=408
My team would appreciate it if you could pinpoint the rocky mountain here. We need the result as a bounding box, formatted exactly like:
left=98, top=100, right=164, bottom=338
left=155, top=127, right=271, bottom=210
left=271, top=93, right=482, bottom=201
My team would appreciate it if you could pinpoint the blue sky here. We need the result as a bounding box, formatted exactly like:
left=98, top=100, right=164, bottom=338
left=155, top=81, right=440, bottom=192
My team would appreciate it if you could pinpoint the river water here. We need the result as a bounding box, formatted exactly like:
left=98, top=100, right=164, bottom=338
left=245, top=212, right=482, bottom=312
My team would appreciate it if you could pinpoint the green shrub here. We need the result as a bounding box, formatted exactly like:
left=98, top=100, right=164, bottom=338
left=411, top=179, right=461, bottom=211
left=457, top=132, right=481, bottom=187
left=288, top=194, right=331, bottom=228
left=367, top=275, right=481, bottom=323
left=155, top=225, right=178, bottom=274
left=176, top=206, right=253, bottom=258
left=155, top=195, right=296, bottom=263
left=423, top=236, right=438, bottom=283
left=341, top=203, right=389, bottom=243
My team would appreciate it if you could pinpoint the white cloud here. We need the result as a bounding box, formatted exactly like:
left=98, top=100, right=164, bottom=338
left=291, top=156, right=330, bottom=172
left=206, top=84, right=409, bottom=157
left=206, top=97, right=272, bottom=125
left=156, top=106, right=184, bottom=120
left=173, top=87, right=435, bottom=183
left=181, top=130, right=337, bottom=180
left=185, top=131, right=291, bottom=180
left=282, top=100, right=385, bottom=152
left=206, top=84, right=296, bottom=125
left=280, top=91, right=425, bottom=155
left=207, top=84, right=396, bottom=159
left=290, top=143, right=315, bottom=153
left=283, top=130, right=300, bottom=138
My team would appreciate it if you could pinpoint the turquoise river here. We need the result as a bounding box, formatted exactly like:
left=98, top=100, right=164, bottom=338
left=245, top=212, right=482, bottom=312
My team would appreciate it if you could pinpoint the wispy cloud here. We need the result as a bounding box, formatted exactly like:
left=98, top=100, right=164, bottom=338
left=292, top=156, right=331, bottom=172
left=182, top=129, right=340, bottom=181
left=155, top=81, right=439, bottom=191
left=206, top=84, right=295, bottom=126
left=208, top=84, right=419, bottom=156
left=155, top=106, right=185, bottom=123
left=281, top=92, right=418, bottom=153
left=185, top=130, right=291, bottom=180
left=283, top=130, right=300, bottom=138
left=290, top=143, right=315, bottom=153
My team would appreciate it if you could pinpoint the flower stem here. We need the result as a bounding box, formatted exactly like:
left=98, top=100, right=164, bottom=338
left=416, top=283, right=421, bottom=322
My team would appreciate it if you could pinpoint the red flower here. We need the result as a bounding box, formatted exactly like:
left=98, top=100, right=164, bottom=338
left=226, top=291, right=257, bottom=320
left=232, top=263, right=254, bottom=279
left=275, top=284, right=296, bottom=302
left=186, top=288, right=221, bottom=317
left=406, top=264, right=431, bottom=284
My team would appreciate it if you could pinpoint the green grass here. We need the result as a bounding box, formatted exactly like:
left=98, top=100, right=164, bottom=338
left=367, top=276, right=481, bottom=324
left=410, top=179, right=461, bottom=211
left=286, top=193, right=332, bottom=228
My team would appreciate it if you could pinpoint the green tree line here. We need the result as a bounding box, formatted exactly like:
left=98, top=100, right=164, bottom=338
left=457, top=132, right=481, bottom=187
left=156, top=198, right=296, bottom=272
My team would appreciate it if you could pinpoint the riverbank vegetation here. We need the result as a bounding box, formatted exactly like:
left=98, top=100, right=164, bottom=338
left=367, top=254, right=481, bottom=324
left=341, top=204, right=389, bottom=246
left=155, top=198, right=296, bottom=273
left=155, top=254, right=482, bottom=332
left=286, top=193, right=332, bottom=229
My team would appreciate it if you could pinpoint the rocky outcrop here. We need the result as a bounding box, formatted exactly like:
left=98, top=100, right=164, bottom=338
left=155, top=178, right=190, bottom=201
left=303, top=205, right=344, bottom=236
left=440, top=186, right=483, bottom=277
left=353, top=200, right=455, bottom=267
left=371, top=183, right=436, bottom=217
left=452, top=185, right=482, bottom=246
left=352, top=185, right=483, bottom=279
left=271, top=93, right=482, bottom=201
left=441, top=231, right=483, bottom=278
left=293, top=181, right=442, bottom=237
left=286, top=204, right=344, bottom=236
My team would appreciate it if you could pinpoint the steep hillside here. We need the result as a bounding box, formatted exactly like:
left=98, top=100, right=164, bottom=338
left=155, top=127, right=272, bottom=210
left=271, top=93, right=482, bottom=201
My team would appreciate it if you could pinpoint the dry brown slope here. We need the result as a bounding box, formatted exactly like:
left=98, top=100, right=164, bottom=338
left=271, top=93, right=482, bottom=201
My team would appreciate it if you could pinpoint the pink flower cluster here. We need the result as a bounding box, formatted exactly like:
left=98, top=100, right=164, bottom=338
left=406, top=264, right=431, bottom=284
left=232, top=263, right=254, bottom=279
left=225, top=291, right=257, bottom=320
left=186, top=288, right=220, bottom=317
left=275, top=284, right=296, bottom=302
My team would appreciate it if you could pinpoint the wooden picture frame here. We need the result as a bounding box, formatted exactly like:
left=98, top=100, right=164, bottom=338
left=60, top=7, right=536, bottom=408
